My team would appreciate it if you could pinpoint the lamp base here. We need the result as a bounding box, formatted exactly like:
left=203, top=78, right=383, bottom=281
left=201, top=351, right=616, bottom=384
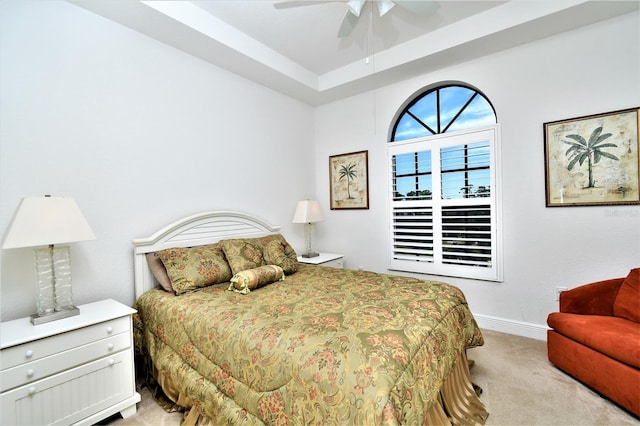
left=301, top=252, right=319, bottom=258
left=30, top=306, right=79, bottom=325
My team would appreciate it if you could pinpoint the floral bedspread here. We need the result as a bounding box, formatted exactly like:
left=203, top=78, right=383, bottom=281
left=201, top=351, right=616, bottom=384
left=133, top=264, right=483, bottom=425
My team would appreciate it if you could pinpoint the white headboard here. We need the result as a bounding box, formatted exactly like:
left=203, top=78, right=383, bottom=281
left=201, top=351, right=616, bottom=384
left=132, top=210, right=281, bottom=298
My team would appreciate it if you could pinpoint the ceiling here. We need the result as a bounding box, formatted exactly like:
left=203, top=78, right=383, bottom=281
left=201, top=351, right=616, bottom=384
left=71, top=0, right=639, bottom=105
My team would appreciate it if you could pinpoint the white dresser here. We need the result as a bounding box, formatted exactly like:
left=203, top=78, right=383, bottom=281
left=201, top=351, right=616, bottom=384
left=297, top=252, right=344, bottom=268
left=0, top=299, right=140, bottom=425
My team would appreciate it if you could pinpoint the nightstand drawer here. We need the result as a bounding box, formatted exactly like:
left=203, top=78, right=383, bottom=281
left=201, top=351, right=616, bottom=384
left=1, top=331, right=131, bottom=392
left=298, top=253, right=344, bottom=268
left=1, top=349, right=134, bottom=426
left=0, top=316, right=129, bottom=370
left=322, top=257, right=344, bottom=268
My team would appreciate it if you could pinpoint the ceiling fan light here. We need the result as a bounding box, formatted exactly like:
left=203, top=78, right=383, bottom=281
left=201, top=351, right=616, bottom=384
left=377, top=0, right=395, bottom=17
left=346, top=0, right=365, bottom=17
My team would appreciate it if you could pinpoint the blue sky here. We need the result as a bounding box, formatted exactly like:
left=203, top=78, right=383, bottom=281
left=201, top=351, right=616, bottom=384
left=392, top=86, right=495, bottom=200
left=394, top=86, right=495, bottom=141
left=394, top=142, right=490, bottom=199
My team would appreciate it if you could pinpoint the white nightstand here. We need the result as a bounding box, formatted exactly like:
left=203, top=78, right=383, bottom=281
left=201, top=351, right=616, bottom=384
left=0, top=299, right=141, bottom=425
left=298, top=252, right=344, bottom=269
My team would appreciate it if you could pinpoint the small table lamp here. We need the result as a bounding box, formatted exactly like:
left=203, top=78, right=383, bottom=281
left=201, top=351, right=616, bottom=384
left=292, top=200, right=324, bottom=258
left=2, top=196, right=96, bottom=325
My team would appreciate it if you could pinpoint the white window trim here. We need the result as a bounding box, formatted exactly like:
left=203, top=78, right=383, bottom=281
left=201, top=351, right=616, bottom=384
left=387, top=125, right=503, bottom=282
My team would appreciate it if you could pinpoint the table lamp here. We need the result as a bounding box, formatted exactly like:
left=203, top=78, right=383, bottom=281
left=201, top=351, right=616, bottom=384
left=2, top=195, right=96, bottom=325
left=292, top=200, right=324, bottom=258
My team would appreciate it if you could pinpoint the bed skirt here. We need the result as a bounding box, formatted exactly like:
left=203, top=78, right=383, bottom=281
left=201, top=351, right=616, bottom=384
left=142, top=350, right=488, bottom=426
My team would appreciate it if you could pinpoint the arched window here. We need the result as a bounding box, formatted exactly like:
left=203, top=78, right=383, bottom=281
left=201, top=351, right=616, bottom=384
left=387, top=83, right=502, bottom=281
left=392, top=84, right=496, bottom=141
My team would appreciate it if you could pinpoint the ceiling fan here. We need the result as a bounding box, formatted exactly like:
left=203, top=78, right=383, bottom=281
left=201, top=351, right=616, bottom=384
left=274, top=0, right=440, bottom=38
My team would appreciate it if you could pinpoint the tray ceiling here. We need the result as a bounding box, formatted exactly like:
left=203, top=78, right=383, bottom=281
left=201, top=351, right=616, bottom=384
left=71, top=1, right=639, bottom=105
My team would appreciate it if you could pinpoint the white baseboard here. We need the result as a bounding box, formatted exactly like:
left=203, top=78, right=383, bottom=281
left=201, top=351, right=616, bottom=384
left=473, top=313, right=549, bottom=341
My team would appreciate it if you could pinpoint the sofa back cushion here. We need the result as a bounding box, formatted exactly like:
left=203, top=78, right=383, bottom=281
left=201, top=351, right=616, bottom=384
left=613, top=268, right=640, bottom=322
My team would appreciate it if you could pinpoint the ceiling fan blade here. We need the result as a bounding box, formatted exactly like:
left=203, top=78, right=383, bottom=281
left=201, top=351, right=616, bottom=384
left=273, top=1, right=337, bottom=9
left=376, top=0, right=395, bottom=17
left=394, top=0, right=439, bottom=16
left=337, top=10, right=359, bottom=38
left=346, top=0, right=365, bottom=17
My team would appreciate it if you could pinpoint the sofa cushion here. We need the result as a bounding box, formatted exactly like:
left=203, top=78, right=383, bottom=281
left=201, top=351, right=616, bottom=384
left=547, top=330, right=640, bottom=417
left=613, top=268, right=640, bottom=322
left=547, top=312, right=640, bottom=369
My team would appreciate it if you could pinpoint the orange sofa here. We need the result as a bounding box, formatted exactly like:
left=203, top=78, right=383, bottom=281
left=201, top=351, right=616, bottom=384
left=547, top=268, right=640, bottom=417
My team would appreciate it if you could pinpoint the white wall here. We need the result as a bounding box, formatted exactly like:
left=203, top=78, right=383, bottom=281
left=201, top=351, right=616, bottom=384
left=2, top=2, right=638, bottom=339
left=0, top=1, right=315, bottom=321
left=314, top=11, right=640, bottom=339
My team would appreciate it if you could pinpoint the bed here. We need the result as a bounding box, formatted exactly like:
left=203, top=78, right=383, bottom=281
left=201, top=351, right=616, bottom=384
left=131, top=210, right=488, bottom=425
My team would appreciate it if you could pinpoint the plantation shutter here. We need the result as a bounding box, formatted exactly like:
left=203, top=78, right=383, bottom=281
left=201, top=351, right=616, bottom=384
left=388, top=126, right=501, bottom=281
left=442, top=204, right=492, bottom=267
left=391, top=205, right=434, bottom=263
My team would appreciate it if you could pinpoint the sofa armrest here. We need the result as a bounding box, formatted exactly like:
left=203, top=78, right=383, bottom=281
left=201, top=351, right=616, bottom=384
left=559, top=277, right=624, bottom=315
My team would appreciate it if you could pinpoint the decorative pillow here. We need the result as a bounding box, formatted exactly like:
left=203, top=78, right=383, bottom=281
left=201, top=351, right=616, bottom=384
left=613, top=268, right=640, bottom=322
left=157, top=244, right=232, bottom=295
left=220, top=239, right=265, bottom=275
left=146, top=252, right=174, bottom=293
left=228, top=265, right=285, bottom=294
left=255, top=234, right=298, bottom=262
left=263, top=239, right=298, bottom=274
left=241, top=234, right=298, bottom=271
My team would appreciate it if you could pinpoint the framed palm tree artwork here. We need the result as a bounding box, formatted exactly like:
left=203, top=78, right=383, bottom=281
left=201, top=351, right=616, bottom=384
left=544, top=107, right=639, bottom=207
left=329, top=150, right=369, bottom=210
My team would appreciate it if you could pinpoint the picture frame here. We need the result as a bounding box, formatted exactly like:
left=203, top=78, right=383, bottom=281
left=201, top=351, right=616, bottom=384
left=544, top=107, right=639, bottom=207
left=329, top=150, right=369, bottom=210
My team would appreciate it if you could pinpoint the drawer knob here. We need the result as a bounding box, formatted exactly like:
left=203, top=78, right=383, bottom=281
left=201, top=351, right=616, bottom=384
left=28, top=387, right=36, bottom=396
left=106, top=326, right=114, bottom=334
left=107, top=343, right=114, bottom=351
left=25, top=350, right=34, bottom=359
left=26, top=369, right=35, bottom=378
left=108, top=358, right=115, bottom=366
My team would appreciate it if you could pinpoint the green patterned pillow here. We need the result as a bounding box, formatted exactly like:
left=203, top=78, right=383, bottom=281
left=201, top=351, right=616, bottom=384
left=157, top=244, right=232, bottom=295
left=228, top=265, right=285, bottom=294
left=263, top=239, right=298, bottom=274
left=238, top=234, right=298, bottom=272
left=220, top=239, right=265, bottom=275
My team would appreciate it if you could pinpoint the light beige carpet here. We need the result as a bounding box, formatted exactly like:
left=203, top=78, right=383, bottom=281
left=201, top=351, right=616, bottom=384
left=469, top=330, right=638, bottom=425
left=105, top=329, right=639, bottom=425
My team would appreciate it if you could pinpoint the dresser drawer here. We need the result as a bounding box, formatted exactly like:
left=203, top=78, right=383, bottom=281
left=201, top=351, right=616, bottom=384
left=0, top=299, right=139, bottom=426
left=1, top=349, right=134, bottom=426
left=1, top=331, right=131, bottom=392
left=0, top=316, right=129, bottom=370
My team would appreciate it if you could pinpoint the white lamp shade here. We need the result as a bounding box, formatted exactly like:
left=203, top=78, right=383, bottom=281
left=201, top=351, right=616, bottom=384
left=2, top=196, right=96, bottom=249
left=292, top=200, right=324, bottom=224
